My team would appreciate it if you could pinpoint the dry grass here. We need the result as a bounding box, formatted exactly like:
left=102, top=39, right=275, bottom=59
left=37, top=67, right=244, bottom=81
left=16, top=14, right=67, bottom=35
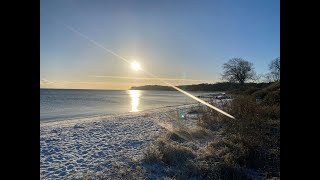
left=142, top=83, right=280, bottom=179
left=142, top=130, right=251, bottom=179
left=221, top=94, right=280, bottom=177
left=79, top=83, right=280, bottom=179
left=143, top=135, right=195, bottom=166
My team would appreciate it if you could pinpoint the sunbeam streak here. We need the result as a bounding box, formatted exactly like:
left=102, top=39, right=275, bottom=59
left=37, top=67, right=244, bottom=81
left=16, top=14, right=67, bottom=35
left=89, top=75, right=209, bottom=82
left=43, top=12, right=236, bottom=119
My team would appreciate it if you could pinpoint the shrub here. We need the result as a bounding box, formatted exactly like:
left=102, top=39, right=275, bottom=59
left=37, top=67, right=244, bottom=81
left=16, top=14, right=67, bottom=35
left=192, top=155, right=249, bottom=180
left=228, top=95, right=261, bottom=120
left=165, top=132, right=187, bottom=143
left=244, top=87, right=260, bottom=95
left=261, top=105, right=280, bottom=119
left=208, top=137, right=249, bottom=166
left=263, top=90, right=280, bottom=106
left=221, top=94, right=279, bottom=177
left=197, top=103, right=225, bottom=132
left=142, top=135, right=195, bottom=167
left=159, top=140, right=195, bottom=166
left=143, top=143, right=162, bottom=163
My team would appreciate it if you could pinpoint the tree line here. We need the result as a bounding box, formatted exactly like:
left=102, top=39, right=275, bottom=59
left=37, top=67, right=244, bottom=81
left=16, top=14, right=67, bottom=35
left=130, top=57, right=280, bottom=91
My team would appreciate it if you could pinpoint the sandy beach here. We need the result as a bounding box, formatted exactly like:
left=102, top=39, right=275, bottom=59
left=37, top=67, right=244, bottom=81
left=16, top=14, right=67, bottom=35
left=40, top=104, right=199, bottom=179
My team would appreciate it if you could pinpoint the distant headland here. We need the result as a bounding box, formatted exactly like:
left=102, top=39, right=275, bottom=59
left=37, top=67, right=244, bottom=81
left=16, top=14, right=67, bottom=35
left=130, top=82, right=271, bottom=92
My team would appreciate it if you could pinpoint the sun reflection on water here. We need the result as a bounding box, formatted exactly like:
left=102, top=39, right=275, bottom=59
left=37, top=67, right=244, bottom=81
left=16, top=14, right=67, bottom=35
left=129, top=90, right=141, bottom=112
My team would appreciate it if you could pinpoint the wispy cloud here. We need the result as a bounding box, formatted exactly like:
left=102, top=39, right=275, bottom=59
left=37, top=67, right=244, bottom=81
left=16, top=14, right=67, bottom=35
left=40, top=78, right=140, bottom=90
left=40, top=78, right=54, bottom=85
left=89, top=75, right=210, bottom=82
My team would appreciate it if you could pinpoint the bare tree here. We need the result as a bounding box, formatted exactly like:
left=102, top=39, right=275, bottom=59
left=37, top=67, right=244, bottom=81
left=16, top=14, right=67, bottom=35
left=269, top=57, right=280, bottom=81
left=222, top=58, right=256, bottom=84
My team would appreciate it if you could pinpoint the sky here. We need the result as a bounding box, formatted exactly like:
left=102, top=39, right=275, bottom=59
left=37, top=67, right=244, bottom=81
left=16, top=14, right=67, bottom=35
left=40, top=0, right=280, bottom=90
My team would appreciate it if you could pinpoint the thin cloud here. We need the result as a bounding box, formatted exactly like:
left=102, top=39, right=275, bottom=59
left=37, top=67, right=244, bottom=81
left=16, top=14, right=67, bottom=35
left=40, top=78, right=54, bottom=85
left=89, top=75, right=210, bottom=82
left=40, top=79, right=136, bottom=90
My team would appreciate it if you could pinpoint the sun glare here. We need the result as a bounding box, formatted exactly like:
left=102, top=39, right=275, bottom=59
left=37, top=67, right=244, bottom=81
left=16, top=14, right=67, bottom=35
left=129, top=90, right=140, bottom=112
left=131, top=61, right=141, bottom=71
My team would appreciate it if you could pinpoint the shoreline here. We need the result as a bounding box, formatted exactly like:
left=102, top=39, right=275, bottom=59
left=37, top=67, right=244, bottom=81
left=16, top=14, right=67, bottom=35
left=40, top=103, right=199, bottom=127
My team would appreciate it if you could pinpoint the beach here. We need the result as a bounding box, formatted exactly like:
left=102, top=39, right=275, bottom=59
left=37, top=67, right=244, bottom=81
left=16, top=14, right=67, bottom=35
left=40, top=104, right=199, bottom=179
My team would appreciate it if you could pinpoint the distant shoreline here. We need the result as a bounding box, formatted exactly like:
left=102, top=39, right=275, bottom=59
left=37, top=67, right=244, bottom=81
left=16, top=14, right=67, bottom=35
left=130, top=82, right=270, bottom=91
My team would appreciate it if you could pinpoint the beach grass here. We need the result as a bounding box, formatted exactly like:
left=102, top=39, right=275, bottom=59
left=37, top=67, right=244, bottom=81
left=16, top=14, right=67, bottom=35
left=139, top=82, right=280, bottom=179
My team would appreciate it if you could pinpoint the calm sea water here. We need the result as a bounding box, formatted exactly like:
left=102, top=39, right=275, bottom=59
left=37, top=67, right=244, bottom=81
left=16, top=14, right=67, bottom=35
left=40, top=89, right=212, bottom=122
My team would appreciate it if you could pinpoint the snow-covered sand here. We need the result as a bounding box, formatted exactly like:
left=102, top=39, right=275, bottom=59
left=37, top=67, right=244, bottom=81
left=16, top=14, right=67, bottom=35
left=40, top=104, right=199, bottom=179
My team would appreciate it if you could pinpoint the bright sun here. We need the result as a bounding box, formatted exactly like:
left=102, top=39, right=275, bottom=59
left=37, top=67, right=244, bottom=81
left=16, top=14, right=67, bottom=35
left=131, top=61, right=141, bottom=71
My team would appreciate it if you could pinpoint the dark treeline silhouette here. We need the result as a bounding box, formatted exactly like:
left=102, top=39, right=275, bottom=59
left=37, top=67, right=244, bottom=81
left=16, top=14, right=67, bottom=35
left=130, top=82, right=271, bottom=92
left=131, top=57, right=279, bottom=93
left=130, top=85, right=174, bottom=91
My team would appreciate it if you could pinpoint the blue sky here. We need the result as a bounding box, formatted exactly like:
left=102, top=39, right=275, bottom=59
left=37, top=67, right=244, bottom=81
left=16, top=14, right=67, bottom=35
left=40, top=0, right=279, bottom=89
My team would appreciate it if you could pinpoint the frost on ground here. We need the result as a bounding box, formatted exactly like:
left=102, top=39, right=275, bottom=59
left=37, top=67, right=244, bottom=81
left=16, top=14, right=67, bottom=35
left=40, top=104, right=198, bottom=180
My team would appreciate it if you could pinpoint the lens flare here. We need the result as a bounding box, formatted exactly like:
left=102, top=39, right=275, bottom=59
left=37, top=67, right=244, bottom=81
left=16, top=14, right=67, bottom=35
left=47, top=16, right=236, bottom=119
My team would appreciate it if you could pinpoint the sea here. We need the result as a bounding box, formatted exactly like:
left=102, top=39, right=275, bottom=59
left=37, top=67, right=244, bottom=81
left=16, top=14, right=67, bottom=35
left=40, top=89, right=213, bottom=122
